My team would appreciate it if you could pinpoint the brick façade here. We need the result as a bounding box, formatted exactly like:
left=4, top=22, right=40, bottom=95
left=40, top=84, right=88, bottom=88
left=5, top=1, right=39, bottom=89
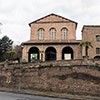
left=22, top=13, right=100, bottom=62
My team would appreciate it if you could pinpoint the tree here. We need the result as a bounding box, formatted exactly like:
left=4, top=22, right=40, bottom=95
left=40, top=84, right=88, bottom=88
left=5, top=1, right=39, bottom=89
left=0, top=36, right=13, bottom=61
left=7, top=50, right=16, bottom=61
left=79, top=41, right=93, bottom=58
left=6, top=45, right=22, bottom=63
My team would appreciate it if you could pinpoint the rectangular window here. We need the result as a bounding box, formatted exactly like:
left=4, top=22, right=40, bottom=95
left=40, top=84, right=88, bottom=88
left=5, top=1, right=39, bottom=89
left=96, top=48, right=100, bottom=54
left=96, top=35, right=100, bottom=42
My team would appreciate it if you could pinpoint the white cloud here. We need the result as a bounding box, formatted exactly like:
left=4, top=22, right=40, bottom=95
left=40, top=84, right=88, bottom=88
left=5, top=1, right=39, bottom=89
left=0, top=0, right=100, bottom=43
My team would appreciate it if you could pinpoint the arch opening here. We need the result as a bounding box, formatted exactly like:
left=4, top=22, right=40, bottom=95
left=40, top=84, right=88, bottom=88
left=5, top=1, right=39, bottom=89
left=28, top=47, right=39, bottom=62
left=62, top=47, right=74, bottom=60
left=45, top=47, right=56, bottom=61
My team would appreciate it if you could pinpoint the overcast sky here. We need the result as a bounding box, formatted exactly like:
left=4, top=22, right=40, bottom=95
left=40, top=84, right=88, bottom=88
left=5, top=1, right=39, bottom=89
left=0, top=0, right=100, bottom=44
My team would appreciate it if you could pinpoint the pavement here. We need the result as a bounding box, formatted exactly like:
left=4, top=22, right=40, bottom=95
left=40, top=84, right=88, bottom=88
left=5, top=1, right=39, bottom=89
left=0, top=87, right=100, bottom=100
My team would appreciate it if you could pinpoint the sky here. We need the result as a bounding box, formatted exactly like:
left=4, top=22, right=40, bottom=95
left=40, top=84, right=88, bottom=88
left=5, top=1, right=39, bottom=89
left=0, top=0, right=100, bottom=45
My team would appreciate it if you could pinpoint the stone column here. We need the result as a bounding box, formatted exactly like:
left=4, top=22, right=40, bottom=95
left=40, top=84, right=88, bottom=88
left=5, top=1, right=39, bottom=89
left=39, top=49, right=45, bottom=61
left=43, top=53, right=45, bottom=61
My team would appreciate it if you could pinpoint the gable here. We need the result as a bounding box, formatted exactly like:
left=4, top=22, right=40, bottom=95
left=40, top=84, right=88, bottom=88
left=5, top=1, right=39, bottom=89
left=29, top=13, right=77, bottom=27
left=36, top=14, right=69, bottom=23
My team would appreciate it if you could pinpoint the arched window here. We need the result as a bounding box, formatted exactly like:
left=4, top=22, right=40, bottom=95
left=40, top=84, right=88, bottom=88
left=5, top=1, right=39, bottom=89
left=38, top=28, right=44, bottom=40
left=49, top=28, right=56, bottom=40
left=61, top=28, right=68, bottom=40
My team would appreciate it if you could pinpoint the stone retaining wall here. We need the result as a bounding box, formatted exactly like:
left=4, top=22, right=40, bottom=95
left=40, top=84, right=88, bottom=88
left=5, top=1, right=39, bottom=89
left=0, top=60, right=100, bottom=96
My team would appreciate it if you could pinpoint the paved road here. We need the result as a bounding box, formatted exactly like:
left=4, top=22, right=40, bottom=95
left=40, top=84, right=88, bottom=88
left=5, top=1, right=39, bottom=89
left=0, top=92, right=67, bottom=100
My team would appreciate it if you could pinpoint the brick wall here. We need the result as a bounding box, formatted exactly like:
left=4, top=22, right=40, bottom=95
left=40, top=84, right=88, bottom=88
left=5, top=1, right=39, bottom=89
left=82, top=26, right=100, bottom=59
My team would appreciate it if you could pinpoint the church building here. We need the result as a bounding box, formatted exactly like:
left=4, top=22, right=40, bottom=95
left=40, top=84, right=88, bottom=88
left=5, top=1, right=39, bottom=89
left=22, top=13, right=100, bottom=62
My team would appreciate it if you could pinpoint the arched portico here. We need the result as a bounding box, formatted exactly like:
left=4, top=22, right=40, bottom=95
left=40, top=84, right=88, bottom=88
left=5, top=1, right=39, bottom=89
left=62, top=47, right=74, bottom=60
left=28, top=47, right=39, bottom=62
left=45, top=47, right=56, bottom=61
